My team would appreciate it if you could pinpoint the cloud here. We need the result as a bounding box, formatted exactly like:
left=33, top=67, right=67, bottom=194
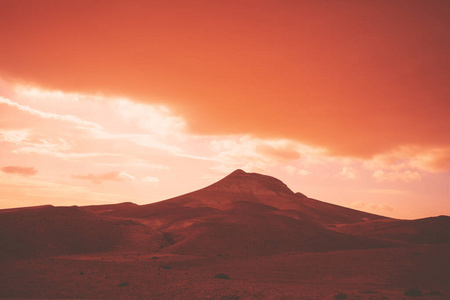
left=94, top=132, right=182, bottom=154
left=297, top=169, right=311, bottom=176
left=1, top=166, right=37, bottom=176
left=0, top=89, right=188, bottom=162
left=409, top=147, right=450, bottom=172
left=98, top=160, right=170, bottom=170
left=338, top=166, right=357, bottom=179
left=118, top=171, right=135, bottom=181
left=366, top=146, right=450, bottom=173
left=113, top=99, right=185, bottom=137
left=0, top=97, right=102, bottom=130
left=372, top=169, right=421, bottom=183
left=141, top=176, right=160, bottom=183
left=1, top=2, right=448, bottom=159
left=71, top=171, right=124, bottom=184
left=13, top=138, right=72, bottom=156
left=367, top=189, right=411, bottom=196
left=256, top=144, right=301, bottom=161
left=0, top=129, right=29, bottom=143
left=0, top=172, right=139, bottom=208
left=210, top=136, right=315, bottom=173
left=363, top=145, right=450, bottom=180
left=352, top=201, right=394, bottom=212
left=284, top=165, right=311, bottom=176
left=284, top=165, right=297, bottom=174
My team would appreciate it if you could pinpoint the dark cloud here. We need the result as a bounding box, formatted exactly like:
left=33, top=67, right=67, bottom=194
left=1, top=1, right=449, bottom=159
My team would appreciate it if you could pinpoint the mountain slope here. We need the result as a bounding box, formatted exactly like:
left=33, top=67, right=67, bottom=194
left=0, top=205, right=164, bottom=259
left=160, top=212, right=392, bottom=256
left=333, top=216, right=450, bottom=244
left=91, top=170, right=395, bottom=255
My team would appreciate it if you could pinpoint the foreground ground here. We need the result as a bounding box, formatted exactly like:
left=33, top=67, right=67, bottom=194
left=1, top=244, right=449, bottom=299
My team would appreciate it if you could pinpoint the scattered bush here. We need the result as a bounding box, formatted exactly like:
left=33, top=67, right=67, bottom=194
left=151, top=256, right=159, bottom=259
left=118, top=281, right=129, bottom=287
left=404, top=288, right=422, bottom=297
left=427, top=290, right=442, bottom=296
left=334, top=292, right=348, bottom=299
left=214, top=273, right=230, bottom=280
left=160, top=265, right=171, bottom=269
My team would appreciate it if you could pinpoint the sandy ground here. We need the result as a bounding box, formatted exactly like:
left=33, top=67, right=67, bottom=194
left=1, top=244, right=449, bottom=299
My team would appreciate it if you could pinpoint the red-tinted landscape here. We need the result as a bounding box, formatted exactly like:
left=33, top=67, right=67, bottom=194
left=1, top=170, right=449, bottom=299
left=1, top=1, right=449, bottom=299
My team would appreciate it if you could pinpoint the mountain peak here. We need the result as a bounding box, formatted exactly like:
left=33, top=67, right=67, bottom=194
left=229, top=169, right=247, bottom=176
left=159, top=169, right=387, bottom=225
left=204, top=169, right=295, bottom=197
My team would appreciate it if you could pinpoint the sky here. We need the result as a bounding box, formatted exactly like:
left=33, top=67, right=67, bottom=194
left=0, top=0, right=449, bottom=219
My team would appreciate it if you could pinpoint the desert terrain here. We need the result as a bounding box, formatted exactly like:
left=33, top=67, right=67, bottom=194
left=1, top=170, right=449, bottom=299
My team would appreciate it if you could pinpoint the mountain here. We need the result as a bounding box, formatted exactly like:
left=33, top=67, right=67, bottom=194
left=1, top=170, right=448, bottom=259
left=99, top=169, right=387, bottom=226
left=84, top=169, right=394, bottom=255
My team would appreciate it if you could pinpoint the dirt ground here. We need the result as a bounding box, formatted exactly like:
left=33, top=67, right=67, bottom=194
left=1, top=244, right=449, bottom=299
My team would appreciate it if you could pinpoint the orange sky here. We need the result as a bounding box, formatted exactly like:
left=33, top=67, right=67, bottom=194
left=0, top=1, right=449, bottom=219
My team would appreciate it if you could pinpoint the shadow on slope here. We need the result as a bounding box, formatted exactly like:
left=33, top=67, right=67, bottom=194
left=0, top=205, right=164, bottom=259
left=156, top=203, right=393, bottom=256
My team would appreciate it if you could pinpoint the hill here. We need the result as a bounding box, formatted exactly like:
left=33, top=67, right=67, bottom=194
left=1, top=169, right=448, bottom=259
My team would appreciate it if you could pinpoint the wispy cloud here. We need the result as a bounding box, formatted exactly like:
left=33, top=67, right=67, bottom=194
left=210, top=135, right=324, bottom=173
left=372, top=169, right=421, bottom=183
left=338, top=166, right=357, bottom=179
left=352, top=201, right=394, bottom=212
left=0, top=172, right=139, bottom=209
left=366, top=145, right=450, bottom=173
left=0, top=129, right=29, bottom=143
left=0, top=97, right=102, bottom=130
left=142, top=176, right=160, bottom=183
left=366, top=189, right=412, bottom=196
left=71, top=171, right=124, bottom=184
left=284, top=165, right=310, bottom=176
left=113, top=99, right=185, bottom=136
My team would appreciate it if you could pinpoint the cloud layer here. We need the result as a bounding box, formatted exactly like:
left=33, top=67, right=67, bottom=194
left=1, top=1, right=449, bottom=158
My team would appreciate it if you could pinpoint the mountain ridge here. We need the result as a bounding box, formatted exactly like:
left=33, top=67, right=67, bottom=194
left=120, top=169, right=388, bottom=226
left=1, top=169, right=448, bottom=259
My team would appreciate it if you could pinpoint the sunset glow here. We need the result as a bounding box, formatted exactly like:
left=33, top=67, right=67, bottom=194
left=0, top=1, right=449, bottom=219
